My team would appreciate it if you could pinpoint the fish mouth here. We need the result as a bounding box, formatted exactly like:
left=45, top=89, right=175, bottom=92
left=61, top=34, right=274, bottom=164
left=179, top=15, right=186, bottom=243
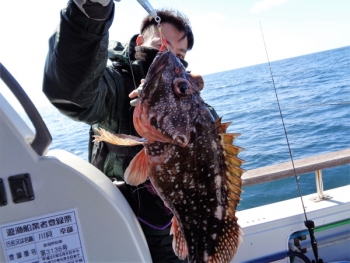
left=146, top=131, right=189, bottom=147
left=137, top=116, right=190, bottom=147
left=147, top=51, right=172, bottom=77
left=134, top=107, right=190, bottom=147
left=152, top=115, right=191, bottom=147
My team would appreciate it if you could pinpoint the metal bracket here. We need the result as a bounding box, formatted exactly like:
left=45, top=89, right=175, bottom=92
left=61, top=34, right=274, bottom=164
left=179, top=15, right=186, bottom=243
left=309, top=170, right=333, bottom=203
left=8, top=173, right=35, bottom=203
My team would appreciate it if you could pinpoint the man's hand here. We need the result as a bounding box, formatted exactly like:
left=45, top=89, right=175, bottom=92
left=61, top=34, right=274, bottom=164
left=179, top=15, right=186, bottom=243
left=129, top=79, right=145, bottom=106
left=129, top=79, right=145, bottom=98
left=73, top=0, right=115, bottom=20
left=73, top=0, right=111, bottom=9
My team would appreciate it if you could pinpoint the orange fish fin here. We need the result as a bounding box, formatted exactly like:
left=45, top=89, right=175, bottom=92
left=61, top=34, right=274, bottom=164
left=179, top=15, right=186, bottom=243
left=93, top=128, right=145, bottom=146
left=170, top=216, right=188, bottom=260
left=124, top=148, right=148, bottom=185
left=215, top=117, right=232, bottom=133
left=223, top=144, right=245, bottom=156
left=212, top=118, right=244, bottom=262
left=208, top=215, right=242, bottom=263
left=219, top=133, right=241, bottom=145
left=220, top=187, right=243, bottom=258
left=225, top=154, right=246, bottom=167
left=226, top=164, right=245, bottom=177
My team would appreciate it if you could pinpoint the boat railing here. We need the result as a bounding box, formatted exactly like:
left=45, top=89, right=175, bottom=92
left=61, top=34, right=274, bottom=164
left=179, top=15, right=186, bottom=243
left=242, top=148, right=350, bottom=202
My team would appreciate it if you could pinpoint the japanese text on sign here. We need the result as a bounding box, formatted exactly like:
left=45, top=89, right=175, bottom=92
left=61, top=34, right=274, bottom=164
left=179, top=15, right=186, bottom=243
left=0, top=209, right=86, bottom=263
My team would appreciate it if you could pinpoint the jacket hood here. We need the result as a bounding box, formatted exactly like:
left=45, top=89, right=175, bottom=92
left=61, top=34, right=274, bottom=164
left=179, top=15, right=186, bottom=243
left=108, top=34, right=138, bottom=65
left=107, top=34, right=160, bottom=81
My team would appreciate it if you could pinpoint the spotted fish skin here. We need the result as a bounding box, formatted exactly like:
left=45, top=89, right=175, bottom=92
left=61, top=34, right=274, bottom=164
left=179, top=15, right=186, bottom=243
left=94, top=51, right=244, bottom=263
left=133, top=51, right=244, bottom=263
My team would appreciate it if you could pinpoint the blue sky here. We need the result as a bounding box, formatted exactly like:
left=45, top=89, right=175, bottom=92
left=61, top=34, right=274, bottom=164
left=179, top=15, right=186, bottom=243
left=0, top=0, right=349, bottom=110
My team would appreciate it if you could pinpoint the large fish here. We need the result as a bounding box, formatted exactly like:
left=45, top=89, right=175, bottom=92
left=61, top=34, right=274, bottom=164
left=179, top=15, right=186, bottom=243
left=94, top=51, right=245, bottom=263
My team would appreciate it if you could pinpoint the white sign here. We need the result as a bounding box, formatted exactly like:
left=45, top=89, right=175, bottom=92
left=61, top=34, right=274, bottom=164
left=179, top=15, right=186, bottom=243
left=1, top=209, right=87, bottom=263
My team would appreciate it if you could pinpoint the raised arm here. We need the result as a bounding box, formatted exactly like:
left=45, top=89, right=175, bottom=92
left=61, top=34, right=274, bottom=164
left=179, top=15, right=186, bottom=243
left=43, top=0, right=117, bottom=124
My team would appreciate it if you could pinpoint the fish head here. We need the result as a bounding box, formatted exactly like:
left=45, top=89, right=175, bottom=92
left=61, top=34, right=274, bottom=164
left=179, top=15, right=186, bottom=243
left=134, top=51, right=205, bottom=147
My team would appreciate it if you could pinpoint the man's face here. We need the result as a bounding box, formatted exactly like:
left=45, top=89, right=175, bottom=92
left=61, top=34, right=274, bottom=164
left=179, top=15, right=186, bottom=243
left=137, top=22, right=188, bottom=60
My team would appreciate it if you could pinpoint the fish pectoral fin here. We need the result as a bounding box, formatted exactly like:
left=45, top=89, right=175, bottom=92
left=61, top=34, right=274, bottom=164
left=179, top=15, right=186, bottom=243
left=93, top=128, right=146, bottom=146
left=170, top=216, right=187, bottom=260
left=124, top=148, right=148, bottom=185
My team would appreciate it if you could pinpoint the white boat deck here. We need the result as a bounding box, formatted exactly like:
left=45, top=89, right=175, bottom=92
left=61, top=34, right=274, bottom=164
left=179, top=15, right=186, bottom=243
left=232, top=153, right=350, bottom=262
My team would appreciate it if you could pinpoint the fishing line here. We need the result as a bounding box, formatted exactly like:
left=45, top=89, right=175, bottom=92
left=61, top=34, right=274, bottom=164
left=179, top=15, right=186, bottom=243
left=127, top=15, right=164, bottom=90
left=127, top=43, right=138, bottom=91
left=259, top=22, right=307, bottom=219
left=260, top=22, right=323, bottom=263
left=128, top=14, right=171, bottom=106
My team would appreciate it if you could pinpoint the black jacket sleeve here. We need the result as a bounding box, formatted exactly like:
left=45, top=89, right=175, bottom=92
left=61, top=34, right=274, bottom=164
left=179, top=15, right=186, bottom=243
left=43, top=1, right=117, bottom=125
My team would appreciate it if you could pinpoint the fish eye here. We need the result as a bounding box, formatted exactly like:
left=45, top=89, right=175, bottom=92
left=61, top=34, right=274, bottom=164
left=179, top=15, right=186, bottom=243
left=179, top=82, right=188, bottom=94
left=173, top=78, right=192, bottom=98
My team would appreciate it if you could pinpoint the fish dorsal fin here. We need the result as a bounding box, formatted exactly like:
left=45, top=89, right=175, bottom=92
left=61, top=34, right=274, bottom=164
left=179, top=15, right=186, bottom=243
left=170, top=216, right=187, bottom=260
left=219, top=133, right=241, bottom=144
left=225, top=154, right=245, bottom=167
left=209, top=118, right=245, bottom=262
left=124, top=148, right=148, bottom=185
left=215, top=117, right=232, bottom=133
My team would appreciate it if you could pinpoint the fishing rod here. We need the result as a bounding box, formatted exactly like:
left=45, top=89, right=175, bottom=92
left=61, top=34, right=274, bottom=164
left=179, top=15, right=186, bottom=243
left=259, top=22, right=323, bottom=263
left=136, top=0, right=158, bottom=19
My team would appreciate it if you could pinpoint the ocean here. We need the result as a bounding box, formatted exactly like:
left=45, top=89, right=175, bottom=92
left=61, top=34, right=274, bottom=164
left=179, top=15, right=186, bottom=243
left=22, top=46, right=350, bottom=210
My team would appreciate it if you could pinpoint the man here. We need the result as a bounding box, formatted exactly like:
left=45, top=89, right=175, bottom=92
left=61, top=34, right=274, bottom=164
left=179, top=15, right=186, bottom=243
left=43, top=0, right=218, bottom=262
